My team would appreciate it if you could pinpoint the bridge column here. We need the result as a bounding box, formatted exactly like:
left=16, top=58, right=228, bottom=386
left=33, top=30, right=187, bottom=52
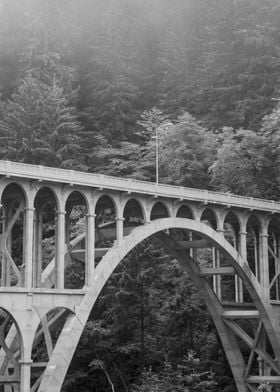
left=86, top=213, right=96, bottom=286
left=56, top=211, right=66, bottom=289
left=259, top=229, right=269, bottom=300
left=24, top=207, right=34, bottom=289
left=3, top=206, right=13, bottom=287
left=236, top=230, right=247, bottom=303
left=115, top=217, right=124, bottom=245
left=213, top=229, right=224, bottom=301
left=33, top=209, right=43, bottom=287
left=20, top=359, right=32, bottom=392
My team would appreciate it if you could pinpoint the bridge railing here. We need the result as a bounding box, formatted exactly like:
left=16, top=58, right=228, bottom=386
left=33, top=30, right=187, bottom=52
left=0, top=160, right=279, bottom=213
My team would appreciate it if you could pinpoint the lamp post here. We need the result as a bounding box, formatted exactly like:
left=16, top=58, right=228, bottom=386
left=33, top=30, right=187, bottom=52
left=155, top=127, right=159, bottom=184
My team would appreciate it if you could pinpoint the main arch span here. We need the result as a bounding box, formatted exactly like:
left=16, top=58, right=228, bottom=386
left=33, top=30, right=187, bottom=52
left=0, top=160, right=279, bottom=391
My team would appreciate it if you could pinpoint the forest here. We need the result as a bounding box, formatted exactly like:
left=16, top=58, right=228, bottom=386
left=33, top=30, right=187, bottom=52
left=1, top=0, right=280, bottom=391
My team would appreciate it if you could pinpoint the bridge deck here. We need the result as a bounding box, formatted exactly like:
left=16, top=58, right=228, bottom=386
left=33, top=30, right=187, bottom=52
left=0, top=160, right=279, bottom=213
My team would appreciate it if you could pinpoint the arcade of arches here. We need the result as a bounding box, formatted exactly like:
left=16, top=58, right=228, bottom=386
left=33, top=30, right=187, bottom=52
left=0, top=164, right=279, bottom=392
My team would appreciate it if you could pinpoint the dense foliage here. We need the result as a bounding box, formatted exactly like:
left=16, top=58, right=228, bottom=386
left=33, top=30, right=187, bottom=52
left=1, top=1, right=280, bottom=391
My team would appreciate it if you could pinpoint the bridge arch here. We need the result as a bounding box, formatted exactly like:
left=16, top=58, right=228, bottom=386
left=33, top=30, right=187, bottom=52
left=39, top=217, right=280, bottom=392
left=0, top=183, right=27, bottom=287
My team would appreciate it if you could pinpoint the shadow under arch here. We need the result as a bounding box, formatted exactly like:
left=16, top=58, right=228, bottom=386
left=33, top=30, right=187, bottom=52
left=38, top=218, right=280, bottom=392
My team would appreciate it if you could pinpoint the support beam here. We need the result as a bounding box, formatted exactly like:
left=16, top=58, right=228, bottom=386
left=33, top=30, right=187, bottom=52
left=24, top=207, right=34, bottom=289
left=41, top=316, right=53, bottom=359
left=213, top=248, right=222, bottom=300
left=224, top=320, right=280, bottom=375
left=259, top=232, right=269, bottom=299
left=85, top=213, right=95, bottom=286
left=71, top=248, right=110, bottom=262
left=247, top=376, right=280, bottom=384
left=115, top=217, right=124, bottom=245
left=174, top=239, right=210, bottom=249
left=19, top=359, right=32, bottom=392
left=56, top=211, right=66, bottom=289
left=222, top=310, right=259, bottom=319
left=200, top=267, right=235, bottom=276
left=34, top=210, right=43, bottom=288
left=245, top=321, right=263, bottom=378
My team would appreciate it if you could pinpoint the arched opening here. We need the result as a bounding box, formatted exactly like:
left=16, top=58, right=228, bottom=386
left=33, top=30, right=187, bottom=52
left=95, top=195, right=116, bottom=264
left=223, top=212, right=241, bottom=303
left=0, top=183, right=26, bottom=287
left=31, top=307, right=71, bottom=390
left=176, top=205, right=193, bottom=219
left=0, top=308, right=22, bottom=389
left=224, top=212, right=239, bottom=248
left=200, top=208, right=217, bottom=229
left=268, top=218, right=280, bottom=301
left=150, top=202, right=169, bottom=221
left=33, top=187, right=57, bottom=288
left=123, top=199, right=144, bottom=234
left=64, top=192, right=88, bottom=289
left=199, top=209, right=220, bottom=299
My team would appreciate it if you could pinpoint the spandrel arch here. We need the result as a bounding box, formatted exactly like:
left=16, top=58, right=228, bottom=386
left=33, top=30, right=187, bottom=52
left=176, top=204, right=194, bottom=219
left=64, top=191, right=88, bottom=289
left=150, top=201, right=170, bottom=221
left=123, top=198, right=145, bottom=226
left=0, top=183, right=27, bottom=287
left=33, top=187, right=58, bottom=288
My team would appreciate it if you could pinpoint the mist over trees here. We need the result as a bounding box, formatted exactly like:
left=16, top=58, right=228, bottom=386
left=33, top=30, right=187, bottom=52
left=1, top=1, right=280, bottom=391
left=1, top=0, right=280, bottom=198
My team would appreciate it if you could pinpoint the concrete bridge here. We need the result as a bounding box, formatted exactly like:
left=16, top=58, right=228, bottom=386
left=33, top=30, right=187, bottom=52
left=0, top=160, right=279, bottom=391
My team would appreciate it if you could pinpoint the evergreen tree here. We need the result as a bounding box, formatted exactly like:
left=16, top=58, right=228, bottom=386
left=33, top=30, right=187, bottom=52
left=0, top=74, right=83, bottom=168
left=188, top=0, right=280, bottom=130
left=78, top=0, right=145, bottom=147
left=209, top=126, right=280, bottom=199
